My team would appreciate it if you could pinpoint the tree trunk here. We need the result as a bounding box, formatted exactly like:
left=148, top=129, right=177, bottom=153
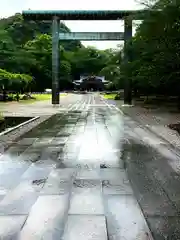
left=3, top=90, right=6, bottom=102
left=177, top=95, right=180, bottom=110
left=16, top=92, right=20, bottom=102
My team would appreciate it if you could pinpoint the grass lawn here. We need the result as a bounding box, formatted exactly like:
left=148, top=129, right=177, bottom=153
left=30, top=93, right=52, bottom=100
left=0, top=93, right=68, bottom=105
left=19, top=93, right=68, bottom=104
left=102, top=93, right=116, bottom=100
left=0, top=112, right=4, bottom=120
left=19, top=94, right=50, bottom=103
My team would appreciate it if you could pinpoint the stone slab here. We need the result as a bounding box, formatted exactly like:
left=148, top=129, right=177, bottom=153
left=40, top=168, right=75, bottom=195
left=100, top=168, right=128, bottom=181
left=51, top=137, right=68, bottom=145
left=0, top=181, right=42, bottom=215
left=69, top=188, right=104, bottom=215
left=18, top=152, right=41, bottom=162
left=76, top=169, right=100, bottom=180
left=19, top=195, right=69, bottom=239
left=0, top=215, right=27, bottom=239
left=0, top=161, right=30, bottom=194
left=62, top=215, right=107, bottom=240
left=105, top=195, right=153, bottom=240
left=21, top=164, right=52, bottom=181
left=5, top=146, right=28, bottom=157
left=102, top=179, right=134, bottom=195
left=17, top=138, right=38, bottom=146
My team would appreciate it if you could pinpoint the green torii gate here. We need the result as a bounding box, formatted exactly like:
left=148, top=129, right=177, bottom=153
left=22, top=10, right=150, bottom=105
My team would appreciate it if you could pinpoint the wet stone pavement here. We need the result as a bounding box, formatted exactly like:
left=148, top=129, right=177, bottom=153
left=0, top=93, right=180, bottom=239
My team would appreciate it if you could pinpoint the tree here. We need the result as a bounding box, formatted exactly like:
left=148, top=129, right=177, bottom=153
left=119, top=0, right=180, bottom=102
left=0, top=13, right=125, bottom=94
left=0, top=68, right=32, bottom=100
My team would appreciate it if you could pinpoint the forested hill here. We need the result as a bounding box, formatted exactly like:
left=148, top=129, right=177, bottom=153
left=0, top=13, right=81, bottom=50
left=0, top=13, right=119, bottom=92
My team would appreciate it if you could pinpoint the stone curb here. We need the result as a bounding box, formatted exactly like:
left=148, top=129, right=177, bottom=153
left=0, top=116, right=39, bottom=136
left=0, top=115, right=52, bottom=153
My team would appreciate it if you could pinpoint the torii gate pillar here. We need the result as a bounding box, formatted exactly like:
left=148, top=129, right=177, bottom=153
left=52, top=16, right=60, bottom=105
left=124, top=18, right=132, bottom=105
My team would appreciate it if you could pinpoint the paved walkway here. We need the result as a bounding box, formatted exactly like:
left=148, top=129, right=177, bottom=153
left=1, top=93, right=180, bottom=239
left=0, top=94, right=153, bottom=240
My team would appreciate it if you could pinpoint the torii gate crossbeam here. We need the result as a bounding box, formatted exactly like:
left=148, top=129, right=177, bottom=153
left=59, top=32, right=124, bottom=41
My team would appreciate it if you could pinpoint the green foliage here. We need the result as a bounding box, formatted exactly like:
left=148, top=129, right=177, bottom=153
left=119, top=0, right=180, bottom=97
left=0, top=68, right=32, bottom=91
left=0, top=13, right=121, bottom=92
left=103, top=93, right=117, bottom=100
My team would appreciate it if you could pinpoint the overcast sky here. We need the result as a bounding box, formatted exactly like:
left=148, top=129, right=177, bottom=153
left=1, top=0, right=143, bottom=49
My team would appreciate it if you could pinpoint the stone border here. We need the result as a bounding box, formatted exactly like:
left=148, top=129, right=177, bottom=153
left=0, top=115, right=52, bottom=153
left=0, top=116, right=39, bottom=136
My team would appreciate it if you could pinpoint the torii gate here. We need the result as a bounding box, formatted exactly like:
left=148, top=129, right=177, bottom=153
left=22, top=10, right=149, bottom=105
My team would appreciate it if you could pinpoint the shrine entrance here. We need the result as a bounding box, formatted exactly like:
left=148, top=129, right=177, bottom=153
left=76, top=76, right=105, bottom=91
left=22, top=10, right=148, bottom=105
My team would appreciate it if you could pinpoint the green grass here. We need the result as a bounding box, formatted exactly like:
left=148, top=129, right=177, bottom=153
left=102, top=93, right=116, bottom=100
left=0, top=112, right=4, bottom=120
left=29, top=94, right=52, bottom=101
left=0, top=93, right=68, bottom=105
left=20, top=93, right=68, bottom=103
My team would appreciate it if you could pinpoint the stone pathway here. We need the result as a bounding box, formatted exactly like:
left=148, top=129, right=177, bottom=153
left=0, top=94, right=153, bottom=239
left=102, top=97, right=180, bottom=239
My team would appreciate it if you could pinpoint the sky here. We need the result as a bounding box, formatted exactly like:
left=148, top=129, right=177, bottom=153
left=0, top=0, right=144, bottom=49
